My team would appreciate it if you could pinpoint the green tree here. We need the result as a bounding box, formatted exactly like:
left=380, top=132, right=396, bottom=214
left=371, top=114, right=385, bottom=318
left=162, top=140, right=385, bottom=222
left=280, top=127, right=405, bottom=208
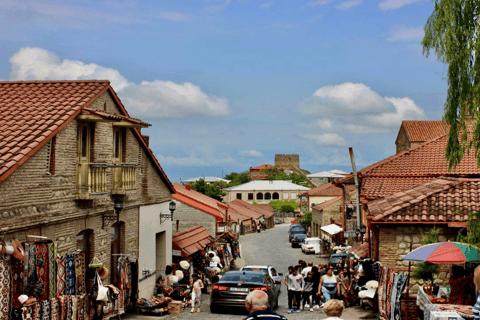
left=300, top=210, right=312, bottom=229
left=225, top=171, right=251, bottom=187
left=189, top=179, right=226, bottom=201
left=280, top=205, right=295, bottom=213
left=412, top=228, right=440, bottom=283
left=270, top=200, right=299, bottom=211
left=423, top=1, right=480, bottom=168
left=457, top=211, right=480, bottom=247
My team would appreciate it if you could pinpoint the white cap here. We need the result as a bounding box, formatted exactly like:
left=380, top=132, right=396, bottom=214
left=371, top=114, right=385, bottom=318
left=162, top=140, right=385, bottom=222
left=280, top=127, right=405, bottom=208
left=18, top=294, right=28, bottom=304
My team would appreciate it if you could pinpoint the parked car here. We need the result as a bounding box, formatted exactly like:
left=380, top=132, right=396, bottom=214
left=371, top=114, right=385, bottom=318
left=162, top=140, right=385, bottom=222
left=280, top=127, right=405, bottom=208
left=328, top=253, right=348, bottom=267
left=301, top=237, right=321, bottom=254
left=291, top=233, right=307, bottom=248
left=274, top=218, right=282, bottom=224
left=288, top=224, right=306, bottom=242
left=240, top=265, right=284, bottom=287
left=210, top=271, right=279, bottom=313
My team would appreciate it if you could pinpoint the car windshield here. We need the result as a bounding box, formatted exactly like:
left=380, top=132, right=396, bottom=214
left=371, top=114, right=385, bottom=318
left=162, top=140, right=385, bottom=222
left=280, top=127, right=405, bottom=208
left=291, top=226, right=305, bottom=232
left=221, top=273, right=265, bottom=283
left=305, top=240, right=318, bottom=245
left=242, top=268, right=268, bottom=275
left=294, top=234, right=306, bottom=239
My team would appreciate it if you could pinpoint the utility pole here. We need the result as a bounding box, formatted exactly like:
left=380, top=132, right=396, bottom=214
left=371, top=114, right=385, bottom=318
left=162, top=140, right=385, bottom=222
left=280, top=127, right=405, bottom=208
left=349, top=148, right=361, bottom=230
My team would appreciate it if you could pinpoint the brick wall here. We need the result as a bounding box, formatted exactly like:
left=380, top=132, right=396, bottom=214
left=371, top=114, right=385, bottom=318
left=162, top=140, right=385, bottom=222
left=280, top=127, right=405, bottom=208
left=172, top=202, right=217, bottom=237
left=0, top=92, right=172, bottom=280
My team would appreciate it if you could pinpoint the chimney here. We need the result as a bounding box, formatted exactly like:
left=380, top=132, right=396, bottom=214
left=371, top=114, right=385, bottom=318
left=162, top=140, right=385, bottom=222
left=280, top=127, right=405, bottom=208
left=186, top=184, right=191, bottom=190
left=142, top=135, right=150, bottom=147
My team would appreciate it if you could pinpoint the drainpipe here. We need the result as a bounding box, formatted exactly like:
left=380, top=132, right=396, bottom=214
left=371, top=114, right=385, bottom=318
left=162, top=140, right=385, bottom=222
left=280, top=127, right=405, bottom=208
left=349, top=148, right=361, bottom=230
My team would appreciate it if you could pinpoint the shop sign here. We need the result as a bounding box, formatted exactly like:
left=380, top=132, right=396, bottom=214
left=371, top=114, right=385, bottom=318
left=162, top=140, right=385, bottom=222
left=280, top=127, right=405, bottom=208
left=172, top=250, right=182, bottom=256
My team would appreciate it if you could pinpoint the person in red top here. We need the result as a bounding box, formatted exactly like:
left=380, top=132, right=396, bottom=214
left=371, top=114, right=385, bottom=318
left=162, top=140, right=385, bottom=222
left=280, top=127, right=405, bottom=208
left=449, top=265, right=472, bottom=305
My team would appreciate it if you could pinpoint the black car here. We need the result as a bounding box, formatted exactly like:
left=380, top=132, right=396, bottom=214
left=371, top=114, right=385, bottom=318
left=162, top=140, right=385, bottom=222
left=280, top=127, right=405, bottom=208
left=328, top=253, right=348, bottom=267
left=210, top=271, right=279, bottom=313
left=291, top=233, right=307, bottom=248
left=288, top=224, right=306, bottom=242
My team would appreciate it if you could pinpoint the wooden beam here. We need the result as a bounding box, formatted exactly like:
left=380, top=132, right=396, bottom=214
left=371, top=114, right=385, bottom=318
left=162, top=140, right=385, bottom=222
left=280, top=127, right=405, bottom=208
left=77, top=114, right=113, bottom=122
left=111, top=121, right=149, bottom=128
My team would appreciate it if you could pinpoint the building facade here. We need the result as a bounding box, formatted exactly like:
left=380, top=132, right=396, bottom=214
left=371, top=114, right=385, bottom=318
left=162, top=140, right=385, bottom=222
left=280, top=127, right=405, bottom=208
left=223, top=180, right=310, bottom=204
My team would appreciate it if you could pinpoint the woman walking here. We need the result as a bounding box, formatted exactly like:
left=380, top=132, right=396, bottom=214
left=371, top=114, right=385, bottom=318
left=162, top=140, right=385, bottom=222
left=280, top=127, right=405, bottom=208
left=318, top=266, right=341, bottom=304
left=190, top=273, right=204, bottom=313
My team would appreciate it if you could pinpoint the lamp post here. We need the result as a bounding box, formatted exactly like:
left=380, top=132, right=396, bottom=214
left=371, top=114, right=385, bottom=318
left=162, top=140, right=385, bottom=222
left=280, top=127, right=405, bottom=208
left=160, top=200, right=176, bottom=223
left=356, top=224, right=367, bottom=243
left=102, top=196, right=124, bottom=229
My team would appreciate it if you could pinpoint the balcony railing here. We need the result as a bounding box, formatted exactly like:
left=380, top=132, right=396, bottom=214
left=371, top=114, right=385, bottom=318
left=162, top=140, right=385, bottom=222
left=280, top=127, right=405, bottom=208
left=76, top=163, right=108, bottom=200
left=76, top=163, right=137, bottom=199
left=112, top=164, right=137, bottom=194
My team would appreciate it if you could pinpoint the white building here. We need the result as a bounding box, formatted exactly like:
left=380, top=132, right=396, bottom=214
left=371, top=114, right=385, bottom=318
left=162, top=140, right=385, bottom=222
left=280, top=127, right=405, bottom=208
left=223, top=180, right=310, bottom=204
left=307, top=170, right=347, bottom=186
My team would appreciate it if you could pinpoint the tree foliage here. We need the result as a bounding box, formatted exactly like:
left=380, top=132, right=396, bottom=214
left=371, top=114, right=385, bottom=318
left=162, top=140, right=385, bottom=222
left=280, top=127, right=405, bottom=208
left=270, top=200, right=299, bottom=211
left=457, top=211, right=480, bottom=248
left=188, top=179, right=226, bottom=201
left=259, top=167, right=310, bottom=187
left=224, top=171, right=251, bottom=187
left=413, top=228, right=440, bottom=282
left=299, top=210, right=312, bottom=228
left=423, top=1, right=480, bottom=168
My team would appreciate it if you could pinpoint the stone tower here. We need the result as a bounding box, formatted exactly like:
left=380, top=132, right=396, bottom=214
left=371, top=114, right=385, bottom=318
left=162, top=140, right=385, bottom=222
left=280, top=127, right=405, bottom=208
left=274, top=154, right=300, bottom=168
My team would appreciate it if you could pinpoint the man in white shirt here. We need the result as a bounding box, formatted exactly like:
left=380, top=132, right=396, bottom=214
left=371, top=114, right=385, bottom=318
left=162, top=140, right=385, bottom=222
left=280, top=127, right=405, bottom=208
left=284, top=266, right=304, bottom=313
left=301, top=262, right=313, bottom=278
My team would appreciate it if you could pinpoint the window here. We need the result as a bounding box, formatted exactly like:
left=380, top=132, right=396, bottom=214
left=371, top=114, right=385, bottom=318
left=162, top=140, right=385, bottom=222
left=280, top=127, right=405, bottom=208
left=283, top=192, right=289, bottom=200
left=256, top=193, right=263, bottom=200
left=291, top=192, right=297, bottom=199
left=272, top=192, right=279, bottom=200
left=248, top=193, right=254, bottom=200
left=45, top=136, right=56, bottom=175
left=78, top=123, right=94, bottom=162
left=253, top=171, right=257, bottom=176
left=265, top=193, right=271, bottom=200
left=113, top=128, right=124, bottom=162
left=236, top=193, right=242, bottom=200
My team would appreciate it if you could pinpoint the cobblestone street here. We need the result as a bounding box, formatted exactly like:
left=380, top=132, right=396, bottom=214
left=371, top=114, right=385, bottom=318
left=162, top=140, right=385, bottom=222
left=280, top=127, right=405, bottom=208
left=124, top=224, right=376, bottom=320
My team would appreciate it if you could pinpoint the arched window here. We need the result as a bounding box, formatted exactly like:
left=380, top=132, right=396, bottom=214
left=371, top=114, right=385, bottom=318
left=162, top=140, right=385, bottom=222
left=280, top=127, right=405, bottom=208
left=111, top=222, right=125, bottom=285
left=265, top=193, right=271, bottom=200
left=256, top=193, right=263, bottom=200
left=77, top=229, right=94, bottom=278
left=272, top=192, right=279, bottom=200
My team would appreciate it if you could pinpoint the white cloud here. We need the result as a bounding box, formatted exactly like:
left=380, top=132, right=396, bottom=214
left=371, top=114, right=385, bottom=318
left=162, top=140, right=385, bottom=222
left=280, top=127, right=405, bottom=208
left=300, top=82, right=427, bottom=134
left=9, top=47, right=230, bottom=119
left=157, top=12, right=190, bottom=22
left=336, top=0, right=362, bottom=10
left=260, top=2, right=275, bottom=8
left=306, top=0, right=332, bottom=7
left=387, top=26, right=424, bottom=41
left=238, top=150, right=263, bottom=157
left=303, top=133, right=346, bottom=147
left=379, top=0, right=423, bottom=10
left=317, top=119, right=332, bottom=128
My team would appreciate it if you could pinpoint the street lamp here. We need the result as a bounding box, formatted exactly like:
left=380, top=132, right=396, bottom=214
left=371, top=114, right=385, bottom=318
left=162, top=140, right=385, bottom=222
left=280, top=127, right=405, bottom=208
left=102, top=196, right=124, bottom=229
left=160, top=201, right=176, bottom=223
left=356, top=224, right=367, bottom=243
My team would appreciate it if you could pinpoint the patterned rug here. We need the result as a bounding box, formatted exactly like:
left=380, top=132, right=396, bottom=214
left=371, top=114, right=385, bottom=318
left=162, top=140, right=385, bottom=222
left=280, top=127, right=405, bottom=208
left=384, top=268, right=395, bottom=319
left=71, top=295, right=78, bottom=320
left=40, top=300, right=50, bottom=320
left=32, top=302, right=41, bottom=320
left=75, top=253, right=85, bottom=295
left=65, top=253, right=75, bottom=295
left=56, top=255, right=66, bottom=297
left=48, top=243, right=56, bottom=299
left=390, top=273, right=407, bottom=320
left=35, top=243, right=49, bottom=301
left=50, top=297, right=60, bottom=320
left=378, top=266, right=388, bottom=320
left=58, top=295, right=67, bottom=320
left=11, top=257, right=25, bottom=307
left=0, top=255, right=12, bottom=320
left=77, top=294, right=85, bottom=320
left=21, top=304, right=34, bottom=320
left=66, top=295, right=72, bottom=319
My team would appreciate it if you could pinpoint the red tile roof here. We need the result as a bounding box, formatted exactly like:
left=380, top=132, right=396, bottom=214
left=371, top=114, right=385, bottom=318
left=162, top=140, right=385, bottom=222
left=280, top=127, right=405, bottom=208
left=173, top=183, right=228, bottom=222
left=0, top=80, right=174, bottom=193
left=251, top=164, right=275, bottom=170
left=313, top=196, right=342, bottom=211
left=82, top=108, right=151, bottom=127
left=399, top=121, right=449, bottom=143
left=229, top=199, right=275, bottom=218
left=350, top=242, right=369, bottom=259
left=337, top=132, right=480, bottom=199
left=368, top=177, right=480, bottom=223
left=227, top=200, right=264, bottom=220
left=172, top=226, right=214, bottom=257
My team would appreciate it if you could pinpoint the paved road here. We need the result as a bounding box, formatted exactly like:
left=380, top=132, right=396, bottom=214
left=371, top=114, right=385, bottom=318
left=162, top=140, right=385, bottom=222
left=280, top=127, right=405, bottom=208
left=124, top=223, right=376, bottom=320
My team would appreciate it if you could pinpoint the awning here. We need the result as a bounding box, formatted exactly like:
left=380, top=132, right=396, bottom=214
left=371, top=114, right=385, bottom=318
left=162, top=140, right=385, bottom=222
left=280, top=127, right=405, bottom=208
left=350, top=242, right=369, bottom=259
left=321, top=224, right=343, bottom=235
left=172, top=226, right=214, bottom=257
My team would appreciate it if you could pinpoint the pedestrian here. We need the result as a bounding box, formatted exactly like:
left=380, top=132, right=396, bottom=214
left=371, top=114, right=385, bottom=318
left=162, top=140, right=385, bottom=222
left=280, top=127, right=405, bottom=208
left=318, top=266, right=341, bottom=304
left=311, top=266, right=321, bottom=309
left=243, top=290, right=288, bottom=320
left=285, top=266, right=304, bottom=313
left=323, top=299, right=345, bottom=320
left=339, top=269, right=353, bottom=307
left=190, top=273, right=204, bottom=313
left=301, top=262, right=313, bottom=278
left=472, top=265, right=480, bottom=320
left=302, top=272, right=316, bottom=312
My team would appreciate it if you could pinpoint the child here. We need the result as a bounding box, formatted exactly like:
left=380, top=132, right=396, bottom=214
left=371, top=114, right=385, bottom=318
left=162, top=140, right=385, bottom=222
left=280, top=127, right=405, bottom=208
left=303, top=272, right=315, bottom=312
left=190, top=273, right=204, bottom=313
left=285, top=266, right=304, bottom=313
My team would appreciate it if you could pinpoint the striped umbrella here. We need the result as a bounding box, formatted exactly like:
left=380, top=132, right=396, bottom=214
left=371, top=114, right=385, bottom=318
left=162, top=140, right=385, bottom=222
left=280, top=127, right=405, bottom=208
left=402, top=241, right=480, bottom=264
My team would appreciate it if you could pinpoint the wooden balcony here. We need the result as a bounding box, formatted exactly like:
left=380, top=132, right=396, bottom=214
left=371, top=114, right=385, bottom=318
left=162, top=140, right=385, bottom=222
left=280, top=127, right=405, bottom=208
left=112, top=164, right=137, bottom=195
left=76, top=163, right=108, bottom=200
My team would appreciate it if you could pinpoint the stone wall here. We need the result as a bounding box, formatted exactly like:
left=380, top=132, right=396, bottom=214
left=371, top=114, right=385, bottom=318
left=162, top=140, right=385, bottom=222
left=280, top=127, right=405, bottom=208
left=274, top=154, right=300, bottom=168
left=377, top=225, right=457, bottom=290
left=172, top=201, right=217, bottom=237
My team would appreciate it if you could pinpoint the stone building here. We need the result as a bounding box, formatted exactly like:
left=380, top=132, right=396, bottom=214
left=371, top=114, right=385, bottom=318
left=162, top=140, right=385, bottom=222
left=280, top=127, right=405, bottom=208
left=249, top=164, right=283, bottom=180
left=0, top=80, right=175, bottom=300
left=274, top=154, right=310, bottom=175
left=395, top=120, right=448, bottom=153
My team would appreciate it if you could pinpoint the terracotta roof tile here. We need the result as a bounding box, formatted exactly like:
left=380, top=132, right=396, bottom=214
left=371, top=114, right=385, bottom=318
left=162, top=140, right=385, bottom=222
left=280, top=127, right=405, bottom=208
left=251, top=164, right=275, bottom=170
left=370, top=177, right=480, bottom=223
left=300, top=182, right=353, bottom=197
left=401, top=121, right=449, bottom=142
left=313, top=196, right=342, bottom=211
left=172, top=226, right=214, bottom=257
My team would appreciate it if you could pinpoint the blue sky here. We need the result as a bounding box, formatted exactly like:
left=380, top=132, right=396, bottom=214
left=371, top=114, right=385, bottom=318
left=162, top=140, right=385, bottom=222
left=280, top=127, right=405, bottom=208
left=0, top=0, right=448, bottom=182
